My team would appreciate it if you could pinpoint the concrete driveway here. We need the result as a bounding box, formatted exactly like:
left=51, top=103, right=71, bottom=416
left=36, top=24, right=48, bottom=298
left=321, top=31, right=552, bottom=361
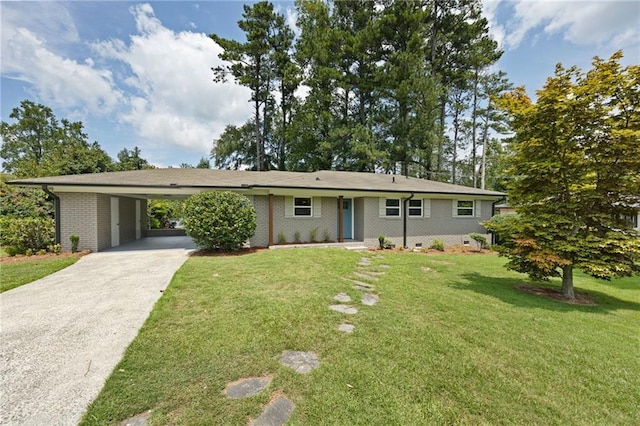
left=0, top=237, right=197, bottom=426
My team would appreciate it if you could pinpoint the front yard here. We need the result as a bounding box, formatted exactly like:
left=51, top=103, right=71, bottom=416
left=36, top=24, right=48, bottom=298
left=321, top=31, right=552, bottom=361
left=81, top=249, right=639, bottom=425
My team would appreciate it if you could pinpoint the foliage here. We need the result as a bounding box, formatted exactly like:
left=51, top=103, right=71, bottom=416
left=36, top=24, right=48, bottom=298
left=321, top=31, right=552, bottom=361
left=80, top=251, right=640, bottom=425
left=429, top=239, right=445, bottom=251
left=323, top=229, right=331, bottom=242
left=277, top=231, right=287, bottom=244
left=309, top=227, right=318, bottom=242
left=182, top=191, right=256, bottom=251
left=0, top=217, right=55, bottom=255
left=294, top=230, right=301, bottom=243
left=378, top=234, right=393, bottom=249
left=115, top=146, right=154, bottom=171
left=483, top=214, right=520, bottom=246
left=495, top=51, right=640, bottom=299
left=70, top=234, right=80, bottom=253
left=469, top=233, right=488, bottom=250
left=1, top=174, right=54, bottom=219
left=147, top=199, right=184, bottom=229
left=0, top=100, right=113, bottom=177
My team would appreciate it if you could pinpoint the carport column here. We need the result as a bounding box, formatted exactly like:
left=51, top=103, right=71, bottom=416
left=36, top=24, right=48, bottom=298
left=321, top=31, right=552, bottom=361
left=268, top=194, right=274, bottom=247
left=338, top=195, right=344, bottom=243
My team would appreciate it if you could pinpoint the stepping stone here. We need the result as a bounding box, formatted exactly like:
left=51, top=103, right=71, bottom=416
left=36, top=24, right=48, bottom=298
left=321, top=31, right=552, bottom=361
left=338, top=324, right=355, bottom=333
left=353, top=272, right=379, bottom=282
left=374, top=255, right=384, bottom=259
left=250, top=396, right=295, bottom=426
left=334, top=293, right=352, bottom=303
left=225, top=376, right=272, bottom=399
left=120, top=410, right=151, bottom=426
left=364, top=271, right=385, bottom=276
left=379, top=264, right=391, bottom=269
left=329, top=305, right=358, bottom=314
left=354, top=285, right=373, bottom=292
left=361, top=294, right=379, bottom=306
left=343, top=278, right=375, bottom=288
left=279, top=350, right=320, bottom=374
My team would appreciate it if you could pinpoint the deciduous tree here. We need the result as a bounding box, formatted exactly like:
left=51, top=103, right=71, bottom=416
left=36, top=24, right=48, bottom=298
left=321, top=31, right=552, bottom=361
left=491, top=51, right=640, bottom=299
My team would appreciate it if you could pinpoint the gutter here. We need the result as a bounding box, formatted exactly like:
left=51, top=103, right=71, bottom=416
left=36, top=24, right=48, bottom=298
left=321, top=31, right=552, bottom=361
left=402, top=192, right=415, bottom=248
left=41, top=185, right=61, bottom=245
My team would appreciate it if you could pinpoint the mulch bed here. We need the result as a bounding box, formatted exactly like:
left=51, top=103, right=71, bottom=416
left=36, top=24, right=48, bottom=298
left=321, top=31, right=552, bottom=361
left=370, top=245, right=495, bottom=255
left=0, top=250, right=91, bottom=265
left=514, top=284, right=597, bottom=306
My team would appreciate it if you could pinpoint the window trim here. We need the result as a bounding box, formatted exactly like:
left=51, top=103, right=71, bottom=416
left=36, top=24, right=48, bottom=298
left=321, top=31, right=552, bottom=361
left=385, top=198, right=401, bottom=218
left=293, top=197, right=313, bottom=217
left=408, top=198, right=423, bottom=217
left=454, top=200, right=475, bottom=217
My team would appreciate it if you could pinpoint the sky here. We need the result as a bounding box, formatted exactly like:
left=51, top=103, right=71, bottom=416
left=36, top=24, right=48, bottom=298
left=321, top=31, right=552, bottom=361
left=1, top=0, right=638, bottom=168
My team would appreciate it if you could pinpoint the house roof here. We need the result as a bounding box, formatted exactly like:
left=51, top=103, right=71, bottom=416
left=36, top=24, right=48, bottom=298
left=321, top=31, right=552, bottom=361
left=8, top=169, right=505, bottom=199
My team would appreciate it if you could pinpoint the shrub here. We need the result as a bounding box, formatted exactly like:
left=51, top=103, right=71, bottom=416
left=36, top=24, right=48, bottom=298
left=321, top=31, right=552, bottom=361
left=469, top=233, right=488, bottom=250
left=277, top=231, right=287, bottom=244
left=48, top=243, right=62, bottom=254
left=70, top=234, right=80, bottom=253
left=310, top=228, right=318, bottom=242
left=378, top=234, right=393, bottom=249
left=430, top=239, right=445, bottom=251
left=0, top=217, right=55, bottom=255
left=323, top=229, right=331, bottom=242
left=294, top=230, right=301, bottom=243
left=183, top=191, right=256, bottom=251
left=483, top=214, right=521, bottom=247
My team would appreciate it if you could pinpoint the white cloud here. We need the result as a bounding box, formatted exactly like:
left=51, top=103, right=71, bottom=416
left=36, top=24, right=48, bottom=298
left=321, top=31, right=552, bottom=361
left=0, top=2, right=122, bottom=114
left=92, top=4, right=252, bottom=161
left=486, top=0, right=639, bottom=51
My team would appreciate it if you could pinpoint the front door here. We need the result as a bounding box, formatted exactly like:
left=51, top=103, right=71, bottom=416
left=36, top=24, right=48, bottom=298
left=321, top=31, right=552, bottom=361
left=341, top=198, right=353, bottom=239
left=110, top=197, right=120, bottom=247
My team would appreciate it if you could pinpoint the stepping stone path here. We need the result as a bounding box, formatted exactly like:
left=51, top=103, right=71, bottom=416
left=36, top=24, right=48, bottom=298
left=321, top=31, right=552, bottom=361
left=120, top=411, right=151, bottom=426
left=279, top=350, right=320, bottom=374
left=353, top=272, right=379, bottom=282
left=225, top=376, right=272, bottom=398
left=329, top=304, right=358, bottom=314
left=338, top=323, right=355, bottom=333
left=379, top=264, right=390, bottom=269
left=361, top=293, right=379, bottom=306
left=250, top=396, right=295, bottom=426
left=333, top=293, right=352, bottom=303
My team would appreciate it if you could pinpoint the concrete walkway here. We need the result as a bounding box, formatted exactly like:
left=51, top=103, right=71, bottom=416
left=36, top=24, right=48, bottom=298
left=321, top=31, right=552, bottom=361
left=0, top=237, right=196, bottom=426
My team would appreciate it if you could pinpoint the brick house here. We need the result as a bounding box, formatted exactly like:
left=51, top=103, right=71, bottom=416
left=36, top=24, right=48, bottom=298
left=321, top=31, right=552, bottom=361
left=9, top=169, right=506, bottom=252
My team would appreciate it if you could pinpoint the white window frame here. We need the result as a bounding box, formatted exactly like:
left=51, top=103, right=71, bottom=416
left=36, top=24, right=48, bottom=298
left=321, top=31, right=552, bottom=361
left=293, top=197, right=313, bottom=217
left=408, top=199, right=423, bottom=217
left=385, top=198, right=401, bottom=217
left=454, top=200, right=475, bottom=217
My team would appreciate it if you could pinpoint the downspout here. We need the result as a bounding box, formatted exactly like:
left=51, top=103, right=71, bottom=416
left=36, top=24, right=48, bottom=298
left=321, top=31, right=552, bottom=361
left=42, top=185, right=61, bottom=244
left=403, top=193, right=415, bottom=249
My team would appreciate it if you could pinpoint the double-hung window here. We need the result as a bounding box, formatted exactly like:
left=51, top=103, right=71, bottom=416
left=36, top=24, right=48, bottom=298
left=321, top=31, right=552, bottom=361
left=294, top=197, right=312, bottom=217
left=385, top=199, right=401, bottom=217
left=408, top=199, right=423, bottom=217
left=456, top=200, right=474, bottom=216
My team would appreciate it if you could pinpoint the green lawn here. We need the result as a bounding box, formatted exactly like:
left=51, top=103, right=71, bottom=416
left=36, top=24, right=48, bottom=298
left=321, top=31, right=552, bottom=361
left=81, top=249, right=640, bottom=425
left=0, top=256, right=80, bottom=293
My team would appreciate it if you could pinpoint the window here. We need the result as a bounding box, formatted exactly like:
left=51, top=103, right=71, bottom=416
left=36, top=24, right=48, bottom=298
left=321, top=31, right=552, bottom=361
left=294, top=197, right=312, bottom=217
left=456, top=200, right=474, bottom=216
left=385, top=198, right=401, bottom=217
left=408, top=199, right=423, bottom=217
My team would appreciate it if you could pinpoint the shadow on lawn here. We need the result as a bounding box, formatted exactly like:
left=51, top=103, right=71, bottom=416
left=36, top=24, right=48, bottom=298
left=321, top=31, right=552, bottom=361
left=454, top=273, right=640, bottom=313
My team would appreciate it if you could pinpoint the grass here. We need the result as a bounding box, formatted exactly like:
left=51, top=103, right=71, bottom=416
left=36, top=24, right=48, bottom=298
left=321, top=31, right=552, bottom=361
left=81, top=249, right=640, bottom=425
left=0, top=256, right=80, bottom=293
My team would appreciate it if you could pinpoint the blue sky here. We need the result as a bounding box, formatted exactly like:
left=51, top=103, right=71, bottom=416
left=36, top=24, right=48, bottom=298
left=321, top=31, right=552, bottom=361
left=1, top=1, right=638, bottom=168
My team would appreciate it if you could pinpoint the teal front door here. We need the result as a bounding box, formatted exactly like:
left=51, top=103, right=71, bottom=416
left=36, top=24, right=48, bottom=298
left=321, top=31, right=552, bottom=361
left=341, top=198, right=353, bottom=239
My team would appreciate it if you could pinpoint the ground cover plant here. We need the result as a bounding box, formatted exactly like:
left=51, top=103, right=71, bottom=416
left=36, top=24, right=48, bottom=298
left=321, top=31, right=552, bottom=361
left=0, top=255, right=80, bottom=293
left=81, top=249, right=639, bottom=425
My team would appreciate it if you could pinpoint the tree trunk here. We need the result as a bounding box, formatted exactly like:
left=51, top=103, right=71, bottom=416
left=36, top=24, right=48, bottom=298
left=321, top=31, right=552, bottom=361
left=561, top=264, right=575, bottom=300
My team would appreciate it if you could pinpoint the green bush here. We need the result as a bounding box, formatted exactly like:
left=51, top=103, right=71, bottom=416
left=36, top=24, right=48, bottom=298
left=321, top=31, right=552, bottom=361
left=277, top=231, right=287, bottom=244
left=0, top=217, right=55, bottom=255
left=294, top=230, right=301, bottom=243
left=182, top=191, right=256, bottom=251
left=310, top=228, right=318, bottom=242
left=70, top=234, right=80, bottom=253
left=323, top=229, right=331, bottom=242
left=378, top=234, right=393, bottom=249
left=429, top=239, right=445, bottom=251
left=469, top=233, right=488, bottom=250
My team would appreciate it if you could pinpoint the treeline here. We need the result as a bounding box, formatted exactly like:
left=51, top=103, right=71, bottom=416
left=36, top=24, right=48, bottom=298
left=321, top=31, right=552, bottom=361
left=210, top=0, right=511, bottom=189
left=0, top=100, right=211, bottom=179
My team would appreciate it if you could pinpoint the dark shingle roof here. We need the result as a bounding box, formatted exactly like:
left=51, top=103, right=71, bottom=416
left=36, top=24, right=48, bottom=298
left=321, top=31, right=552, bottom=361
left=9, top=169, right=505, bottom=197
